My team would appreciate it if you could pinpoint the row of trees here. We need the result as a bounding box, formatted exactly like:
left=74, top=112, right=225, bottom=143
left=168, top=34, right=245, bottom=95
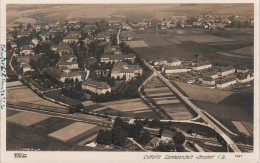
left=96, top=117, right=152, bottom=146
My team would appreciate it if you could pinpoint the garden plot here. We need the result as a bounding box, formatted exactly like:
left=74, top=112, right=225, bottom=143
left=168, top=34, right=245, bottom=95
left=125, top=40, right=149, bottom=48
left=232, top=121, right=251, bottom=136
left=49, top=122, right=97, bottom=142
left=7, top=112, right=51, bottom=127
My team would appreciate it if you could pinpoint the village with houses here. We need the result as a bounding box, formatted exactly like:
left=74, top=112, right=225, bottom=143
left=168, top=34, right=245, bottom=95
left=5, top=4, right=254, bottom=153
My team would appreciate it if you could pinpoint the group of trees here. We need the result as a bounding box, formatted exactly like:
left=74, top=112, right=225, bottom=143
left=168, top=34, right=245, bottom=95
left=96, top=117, right=152, bottom=146
left=61, top=78, right=85, bottom=101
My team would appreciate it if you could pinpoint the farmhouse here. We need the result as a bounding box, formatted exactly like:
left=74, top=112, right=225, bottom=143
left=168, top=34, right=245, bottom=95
left=93, top=33, right=106, bottom=41
left=157, top=58, right=182, bottom=67
left=22, top=65, right=33, bottom=73
left=56, top=45, right=73, bottom=55
left=82, top=79, right=111, bottom=95
left=57, top=60, right=79, bottom=70
left=164, top=65, right=191, bottom=74
left=39, top=31, right=50, bottom=41
left=45, top=67, right=82, bottom=82
left=104, top=44, right=122, bottom=55
left=149, top=137, right=161, bottom=148
left=218, top=66, right=236, bottom=77
left=100, top=54, right=136, bottom=63
left=202, top=76, right=215, bottom=87
left=161, top=130, right=175, bottom=143
left=236, top=73, right=254, bottom=83
left=31, top=38, right=39, bottom=46
left=111, top=62, right=143, bottom=80
left=192, top=61, right=212, bottom=71
left=216, top=76, right=237, bottom=89
left=62, top=35, right=78, bottom=43
left=204, top=70, right=219, bottom=79
left=237, top=65, right=249, bottom=74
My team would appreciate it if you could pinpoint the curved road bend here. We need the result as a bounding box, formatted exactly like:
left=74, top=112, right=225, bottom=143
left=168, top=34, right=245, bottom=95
left=143, top=60, right=241, bottom=152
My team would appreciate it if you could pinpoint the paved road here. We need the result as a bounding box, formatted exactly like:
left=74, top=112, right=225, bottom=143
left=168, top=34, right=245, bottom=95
left=117, top=28, right=121, bottom=45
left=143, top=60, right=241, bottom=152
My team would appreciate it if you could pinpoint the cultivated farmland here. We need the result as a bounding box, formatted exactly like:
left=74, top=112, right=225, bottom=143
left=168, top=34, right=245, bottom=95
left=7, top=111, right=51, bottom=127
left=174, top=81, right=233, bottom=103
left=144, top=77, right=194, bottom=120
left=83, top=98, right=160, bottom=119
left=48, top=122, right=97, bottom=141
left=125, top=40, right=149, bottom=48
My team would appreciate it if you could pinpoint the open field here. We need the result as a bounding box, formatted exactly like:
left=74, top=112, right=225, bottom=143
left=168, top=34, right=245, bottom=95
left=6, top=109, right=20, bottom=117
left=83, top=98, right=161, bottom=119
left=7, top=122, right=94, bottom=151
left=174, top=81, right=233, bottom=103
left=193, top=100, right=253, bottom=135
left=216, top=51, right=253, bottom=59
left=137, top=34, right=171, bottom=46
left=7, top=112, right=51, bottom=127
left=49, top=122, right=97, bottom=141
left=7, top=81, right=65, bottom=109
left=125, top=40, right=149, bottom=48
left=231, top=45, right=254, bottom=56
left=193, top=101, right=252, bottom=122
left=29, top=117, right=75, bottom=135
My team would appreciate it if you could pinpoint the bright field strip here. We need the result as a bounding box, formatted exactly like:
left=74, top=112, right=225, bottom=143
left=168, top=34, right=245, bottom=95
left=155, top=99, right=180, bottom=105
left=152, top=96, right=177, bottom=101
left=168, top=112, right=193, bottom=120
left=147, top=92, right=173, bottom=97
left=48, top=122, right=97, bottom=141
left=99, top=99, right=149, bottom=112
left=125, top=40, right=149, bottom=48
left=144, top=87, right=170, bottom=93
left=7, top=111, right=51, bottom=127
left=216, top=51, right=252, bottom=59
left=232, top=121, right=251, bottom=136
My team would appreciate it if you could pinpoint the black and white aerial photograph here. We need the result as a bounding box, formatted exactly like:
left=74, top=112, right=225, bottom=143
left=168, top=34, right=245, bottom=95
left=4, top=3, right=256, bottom=156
